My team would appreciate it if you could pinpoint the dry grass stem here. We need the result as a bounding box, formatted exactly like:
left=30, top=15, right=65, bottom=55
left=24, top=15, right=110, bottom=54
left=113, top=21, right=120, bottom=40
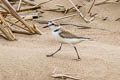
left=51, top=74, right=80, bottom=80
left=51, top=13, right=77, bottom=21
left=5, top=19, right=29, bottom=31
left=0, top=24, right=15, bottom=40
left=17, top=0, right=22, bottom=10
left=23, top=0, right=37, bottom=6
left=68, top=0, right=94, bottom=23
left=1, top=0, right=36, bottom=33
left=0, top=13, right=15, bottom=40
left=88, top=0, right=96, bottom=13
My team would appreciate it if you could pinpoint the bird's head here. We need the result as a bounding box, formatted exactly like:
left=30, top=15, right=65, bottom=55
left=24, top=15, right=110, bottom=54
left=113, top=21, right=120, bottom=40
left=43, top=21, right=60, bottom=31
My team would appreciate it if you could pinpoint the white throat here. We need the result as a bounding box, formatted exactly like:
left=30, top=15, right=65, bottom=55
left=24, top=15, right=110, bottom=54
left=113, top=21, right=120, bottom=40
left=49, top=25, right=60, bottom=32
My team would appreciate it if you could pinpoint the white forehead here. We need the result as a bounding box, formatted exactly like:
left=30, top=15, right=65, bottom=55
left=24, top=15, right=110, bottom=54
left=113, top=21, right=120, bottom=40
left=48, top=21, right=54, bottom=25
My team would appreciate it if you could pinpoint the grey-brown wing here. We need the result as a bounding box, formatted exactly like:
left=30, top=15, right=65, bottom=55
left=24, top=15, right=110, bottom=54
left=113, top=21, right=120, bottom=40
left=59, top=30, right=90, bottom=39
left=59, top=31, right=78, bottom=38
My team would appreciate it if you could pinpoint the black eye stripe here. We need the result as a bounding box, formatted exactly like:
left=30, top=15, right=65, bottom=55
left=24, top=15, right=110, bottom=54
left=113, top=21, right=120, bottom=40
left=50, top=23, right=58, bottom=26
left=51, top=23, right=54, bottom=25
left=54, top=29, right=60, bottom=32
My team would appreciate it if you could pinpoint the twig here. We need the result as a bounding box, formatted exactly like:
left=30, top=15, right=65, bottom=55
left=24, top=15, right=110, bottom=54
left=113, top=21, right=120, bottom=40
left=5, top=19, right=29, bottom=31
left=0, top=35, right=9, bottom=40
left=44, top=4, right=66, bottom=13
left=0, top=13, right=15, bottom=40
left=23, top=0, right=52, bottom=6
left=1, top=0, right=52, bottom=14
left=1, top=6, right=41, bottom=14
left=94, top=0, right=118, bottom=6
left=43, top=8, right=65, bottom=13
left=59, top=22, right=91, bottom=29
left=43, top=5, right=82, bottom=14
left=34, top=0, right=52, bottom=7
left=6, top=18, right=41, bottom=34
left=51, top=74, right=80, bottom=80
left=90, top=13, right=97, bottom=17
left=0, top=24, right=15, bottom=40
left=115, top=18, right=120, bottom=21
left=88, top=0, right=96, bottom=13
left=17, top=6, right=41, bottom=12
left=23, top=0, right=37, bottom=6
left=1, top=0, right=35, bottom=33
left=64, top=5, right=82, bottom=14
left=17, top=0, right=22, bottom=10
left=0, top=4, right=10, bottom=12
left=12, top=30, right=33, bottom=35
left=32, top=20, right=42, bottom=35
left=68, top=0, right=94, bottom=23
left=3, top=0, right=41, bottom=34
left=50, top=13, right=77, bottom=21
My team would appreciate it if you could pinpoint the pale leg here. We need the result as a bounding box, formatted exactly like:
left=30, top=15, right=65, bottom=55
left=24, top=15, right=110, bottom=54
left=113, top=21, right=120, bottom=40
left=46, top=43, right=62, bottom=57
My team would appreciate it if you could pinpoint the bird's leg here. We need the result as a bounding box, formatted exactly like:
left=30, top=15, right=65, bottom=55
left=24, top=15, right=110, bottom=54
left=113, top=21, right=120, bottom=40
left=46, top=43, right=62, bottom=57
left=71, top=44, right=81, bottom=60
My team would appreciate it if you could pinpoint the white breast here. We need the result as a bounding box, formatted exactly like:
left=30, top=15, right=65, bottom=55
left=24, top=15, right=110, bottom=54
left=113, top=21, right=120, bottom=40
left=52, top=31, right=64, bottom=43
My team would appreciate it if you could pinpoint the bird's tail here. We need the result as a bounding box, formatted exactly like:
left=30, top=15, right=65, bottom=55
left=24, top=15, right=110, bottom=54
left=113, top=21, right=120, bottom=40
left=87, top=38, right=93, bottom=41
left=80, top=37, right=93, bottom=41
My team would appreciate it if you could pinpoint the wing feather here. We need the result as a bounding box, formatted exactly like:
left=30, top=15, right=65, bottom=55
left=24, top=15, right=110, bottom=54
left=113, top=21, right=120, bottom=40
left=59, top=29, right=90, bottom=40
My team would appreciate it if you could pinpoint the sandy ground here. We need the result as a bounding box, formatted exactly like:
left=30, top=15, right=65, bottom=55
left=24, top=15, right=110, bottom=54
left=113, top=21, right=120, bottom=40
left=0, top=0, right=120, bottom=80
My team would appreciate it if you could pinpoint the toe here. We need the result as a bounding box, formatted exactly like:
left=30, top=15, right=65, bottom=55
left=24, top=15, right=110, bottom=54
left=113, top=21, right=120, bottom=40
left=72, top=58, right=81, bottom=61
left=46, top=55, right=53, bottom=57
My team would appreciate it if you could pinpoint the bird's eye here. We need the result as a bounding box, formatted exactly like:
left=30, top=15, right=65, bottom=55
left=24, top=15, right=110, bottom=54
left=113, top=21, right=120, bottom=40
left=51, top=23, right=55, bottom=25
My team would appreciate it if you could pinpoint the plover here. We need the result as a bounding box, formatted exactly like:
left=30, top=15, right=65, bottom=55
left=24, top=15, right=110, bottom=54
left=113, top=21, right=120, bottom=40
left=43, top=21, right=91, bottom=60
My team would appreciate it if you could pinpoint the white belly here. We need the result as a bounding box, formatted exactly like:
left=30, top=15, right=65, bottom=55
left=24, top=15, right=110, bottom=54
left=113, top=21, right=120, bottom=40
left=52, top=32, right=84, bottom=44
left=62, top=38, right=84, bottom=44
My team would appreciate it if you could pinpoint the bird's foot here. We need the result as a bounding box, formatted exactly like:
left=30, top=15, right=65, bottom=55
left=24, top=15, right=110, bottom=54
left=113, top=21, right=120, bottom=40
left=73, top=58, right=81, bottom=61
left=46, top=54, right=54, bottom=57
